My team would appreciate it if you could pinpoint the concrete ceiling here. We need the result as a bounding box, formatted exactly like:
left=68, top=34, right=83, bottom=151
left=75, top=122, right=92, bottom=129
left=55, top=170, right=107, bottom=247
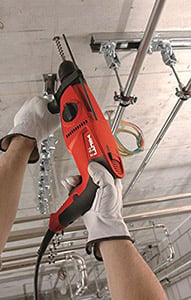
left=0, top=0, right=191, bottom=298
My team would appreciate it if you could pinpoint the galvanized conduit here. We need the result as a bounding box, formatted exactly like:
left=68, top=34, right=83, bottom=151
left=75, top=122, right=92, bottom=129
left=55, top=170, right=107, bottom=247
left=126, top=94, right=183, bottom=197
left=152, top=225, right=175, bottom=273
left=130, top=223, right=175, bottom=273
left=7, top=223, right=85, bottom=242
left=0, top=267, right=59, bottom=284
left=54, top=252, right=88, bottom=297
left=7, top=205, right=191, bottom=243
left=13, top=192, right=191, bottom=225
left=1, top=223, right=173, bottom=273
left=4, top=236, right=86, bottom=253
left=4, top=259, right=191, bottom=293
left=159, top=260, right=191, bottom=285
left=123, top=77, right=191, bottom=198
left=3, top=224, right=167, bottom=263
left=1, top=252, right=88, bottom=297
left=2, top=244, right=85, bottom=264
left=111, top=0, right=166, bottom=134
left=123, top=192, right=191, bottom=208
left=1, top=249, right=85, bottom=272
left=124, top=205, right=191, bottom=223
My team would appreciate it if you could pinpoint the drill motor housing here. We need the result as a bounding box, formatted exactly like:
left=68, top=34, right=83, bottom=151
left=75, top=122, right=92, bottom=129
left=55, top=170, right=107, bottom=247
left=48, top=60, right=125, bottom=233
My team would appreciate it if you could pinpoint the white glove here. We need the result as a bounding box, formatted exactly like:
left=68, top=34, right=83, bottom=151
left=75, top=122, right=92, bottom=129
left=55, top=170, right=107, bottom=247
left=83, top=162, right=131, bottom=260
left=0, top=96, right=60, bottom=163
left=62, top=162, right=132, bottom=260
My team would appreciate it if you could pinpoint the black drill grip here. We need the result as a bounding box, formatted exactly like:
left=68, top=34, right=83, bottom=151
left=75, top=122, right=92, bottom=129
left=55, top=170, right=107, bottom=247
left=58, top=177, right=98, bottom=228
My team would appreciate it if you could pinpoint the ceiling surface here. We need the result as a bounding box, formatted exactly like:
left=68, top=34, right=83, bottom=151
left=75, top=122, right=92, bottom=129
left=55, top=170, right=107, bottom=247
left=0, top=0, right=191, bottom=299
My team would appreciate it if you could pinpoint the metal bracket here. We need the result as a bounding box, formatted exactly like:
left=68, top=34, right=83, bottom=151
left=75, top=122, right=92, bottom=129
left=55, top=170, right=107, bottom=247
left=114, top=91, right=137, bottom=107
left=149, top=39, right=177, bottom=66
left=90, top=31, right=191, bottom=52
left=175, top=87, right=191, bottom=101
left=100, top=41, right=137, bottom=106
left=43, top=73, right=57, bottom=101
left=149, top=39, right=188, bottom=91
left=100, top=41, right=120, bottom=69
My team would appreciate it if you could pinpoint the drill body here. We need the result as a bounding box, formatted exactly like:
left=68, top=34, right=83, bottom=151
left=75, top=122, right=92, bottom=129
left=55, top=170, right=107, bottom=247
left=48, top=60, right=125, bottom=233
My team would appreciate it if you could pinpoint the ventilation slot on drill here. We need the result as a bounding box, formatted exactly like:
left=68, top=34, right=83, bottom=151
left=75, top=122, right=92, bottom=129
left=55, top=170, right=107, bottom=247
left=66, top=120, right=88, bottom=138
left=111, top=159, right=124, bottom=176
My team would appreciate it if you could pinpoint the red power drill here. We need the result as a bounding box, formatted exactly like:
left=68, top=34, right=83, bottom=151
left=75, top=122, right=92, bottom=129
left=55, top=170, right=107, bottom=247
left=34, top=35, right=124, bottom=300
left=47, top=35, right=125, bottom=234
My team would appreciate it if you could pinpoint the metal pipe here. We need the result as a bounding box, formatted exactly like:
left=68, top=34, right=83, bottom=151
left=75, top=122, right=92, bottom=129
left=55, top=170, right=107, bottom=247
left=170, top=65, right=183, bottom=89
left=111, top=0, right=166, bottom=134
left=53, top=252, right=88, bottom=297
left=1, top=249, right=86, bottom=272
left=2, top=243, right=86, bottom=263
left=4, top=242, right=43, bottom=253
left=2, top=252, right=88, bottom=298
left=123, top=192, right=191, bottom=207
left=2, top=252, right=37, bottom=263
left=7, top=223, right=85, bottom=242
left=123, top=97, right=184, bottom=197
left=159, top=260, right=191, bottom=283
left=4, top=236, right=86, bottom=253
left=123, top=76, right=191, bottom=197
left=129, top=223, right=168, bottom=232
left=124, top=0, right=166, bottom=95
left=123, top=205, right=191, bottom=222
left=7, top=205, right=191, bottom=243
left=90, top=258, right=106, bottom=298
left=1, top=252, right=88, bottom=300
left=66, top=252, right=88, bottom=296
left=129, top=223, right=175, bottom=272
left=0, top=267, right=60, bottom=283
left=3, top=224, right=171, bottom=264
left=153, top=224, right=175, bottom=273
left=114, top=67, right=123, bottom=92
left=3, top=224, right=173, bottom=271
left=185, top=77, right=191, bottom=91
left=14, top=214, right=50, bottom=224
left=12, top=192, right=191, bottom=226
left=111, top=105, right=126, bottom=134
left=3, top=225, right=166, bottom=263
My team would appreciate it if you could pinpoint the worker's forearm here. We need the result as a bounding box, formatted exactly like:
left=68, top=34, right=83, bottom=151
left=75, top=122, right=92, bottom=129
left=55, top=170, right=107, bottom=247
left=100, top=239, right=168, bottom=300
left=0, top=136, right=35, bottom=253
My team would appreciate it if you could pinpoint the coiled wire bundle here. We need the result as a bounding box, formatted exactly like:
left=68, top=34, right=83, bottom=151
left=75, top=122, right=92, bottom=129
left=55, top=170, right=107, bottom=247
left=106, top=111, right=144, bottom=157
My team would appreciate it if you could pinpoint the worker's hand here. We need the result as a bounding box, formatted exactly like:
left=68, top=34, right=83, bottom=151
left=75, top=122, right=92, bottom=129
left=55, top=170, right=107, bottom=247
left=62, top=162, right=131, bottom=260
left=83, top=162, right=131, bottom=260
left=0, top=96, right=60, bottom=163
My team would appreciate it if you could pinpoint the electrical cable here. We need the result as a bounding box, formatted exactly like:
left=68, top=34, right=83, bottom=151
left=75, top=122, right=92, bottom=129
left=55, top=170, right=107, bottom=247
left=106, top=111, right=144, bottom=157
left=34, top=229, right=55, bottom=300
left=117, top=120, right=144, bottom=156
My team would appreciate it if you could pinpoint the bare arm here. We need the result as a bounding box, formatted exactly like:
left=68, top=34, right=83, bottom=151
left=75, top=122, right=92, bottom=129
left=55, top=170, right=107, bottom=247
left=100, top=239, right=168, bottom=300
left=0, top=96, right=60, bottom=253
left=0, top=136, right=35, bottom=253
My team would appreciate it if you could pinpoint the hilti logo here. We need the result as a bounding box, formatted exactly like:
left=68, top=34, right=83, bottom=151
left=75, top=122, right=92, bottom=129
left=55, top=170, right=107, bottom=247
left=87, top=134, right=97, bottom=157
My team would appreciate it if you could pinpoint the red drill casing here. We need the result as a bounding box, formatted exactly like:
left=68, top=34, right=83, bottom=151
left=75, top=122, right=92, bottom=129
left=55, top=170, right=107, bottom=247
left=49, top=62, right=124, bottom=233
